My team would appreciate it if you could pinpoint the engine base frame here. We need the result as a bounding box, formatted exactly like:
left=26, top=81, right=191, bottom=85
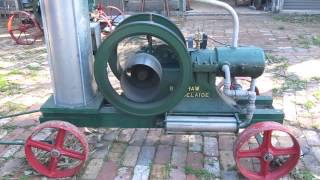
left=40, top=94, right=283, bottom=129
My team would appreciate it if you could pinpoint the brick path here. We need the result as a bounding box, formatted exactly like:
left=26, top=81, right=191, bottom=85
left=0, top=11, right=320, bottom=180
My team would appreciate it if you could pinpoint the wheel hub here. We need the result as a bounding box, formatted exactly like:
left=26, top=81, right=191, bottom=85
left=263, top=152, right=274, bottom=162
left=50, top=149, right=61, bottom=158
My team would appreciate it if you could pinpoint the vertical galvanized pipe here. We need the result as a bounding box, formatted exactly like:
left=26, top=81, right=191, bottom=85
left=179, top=0, right=186, bottom=16
left=40, top=0, right=97, bottom=107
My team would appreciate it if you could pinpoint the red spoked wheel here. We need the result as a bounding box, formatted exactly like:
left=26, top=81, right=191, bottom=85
left=97, top=6, right=124, bottom=38
left=104, top=6, right=124, bottom=27
left=7, top=11, right=42, bottom=45
left=25, top=121, right=89, bottom=178
left=217, top=77, right=260, bottom=95
left=234, top=122, right=300, bottom=180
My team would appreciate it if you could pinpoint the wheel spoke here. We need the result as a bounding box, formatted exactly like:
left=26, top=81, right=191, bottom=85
left=261, top=130, right=272, bottom=150
left=272, top=147, right=299, bottom=156
left=28, top=139, right=53, bottom=152
left=55, top=129, right=66, bottom=148
left=60, top=148, right=85, bottom=160
left=17, top=32, right=22, bottom=40
left=111, top=14, right=121, bottom=22
left=238, top=148, right=262, bottom=158
left=24, top=32, right=29, bottom=44
left=48, top=156, right=59, bottom=171
left=260, top=158, right=270, bottom=176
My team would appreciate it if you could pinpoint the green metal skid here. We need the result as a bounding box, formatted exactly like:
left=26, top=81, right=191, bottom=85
left=40, top=94, right=283, bottom=128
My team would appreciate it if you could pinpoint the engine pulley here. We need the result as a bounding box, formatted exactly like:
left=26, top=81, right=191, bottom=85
left=109, top=13, right=186, bottom=79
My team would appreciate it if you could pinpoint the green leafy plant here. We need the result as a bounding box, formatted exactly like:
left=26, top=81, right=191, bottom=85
left=8, top=69, right=24, bottom=75
left=165, top=162, right=172, bottom=178
left=0, top=101, right=28, bottom=115
left=184, top=165, right=215, bottom=179
left=272, top=15, right=320, bottom=24
left=0, top=75, right=22, bottom=95
left=297, top=35, right=312, bottom=49
left=291, top=168, right=316, bottom=180
left=304, top=100, right=315, bottom=111
left=312, top=36, right=320, bottom=46
left=314, top=90, right=320, bottom=101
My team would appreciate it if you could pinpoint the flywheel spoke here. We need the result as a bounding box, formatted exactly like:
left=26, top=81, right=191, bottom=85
left=60, top=148, right=86, bottom=160
left=261, top=130, right=273, bottom=150
left=48, top=157, right=59, bottom=171
left=260, top=158, right=270, bottom=176
left=55, top=129, right=66, bottom=148
left=272, top=147, right=299, bottom=156
left=28, top=139, right=54, bottom=152
left=237, top=149, right=262, bottom=158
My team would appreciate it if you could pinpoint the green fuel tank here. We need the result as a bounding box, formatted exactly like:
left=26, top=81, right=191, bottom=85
left=190, top=47, right=265, bottom=78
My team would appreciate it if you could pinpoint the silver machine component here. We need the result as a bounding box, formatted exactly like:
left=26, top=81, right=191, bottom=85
left=120, top=53, right=162, bottom=102
left=222, top=65, right=257, bottom=128
left=40, top=0, right=97, bottom=107
left=166, top=115, right=238, bottom=133
left=90, top=22, right=102, bottom=53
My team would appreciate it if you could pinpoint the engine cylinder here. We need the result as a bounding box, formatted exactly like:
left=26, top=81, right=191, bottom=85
left=121, top=53, right=162, bottom=102
left=216, top=47, right=265, bottom=78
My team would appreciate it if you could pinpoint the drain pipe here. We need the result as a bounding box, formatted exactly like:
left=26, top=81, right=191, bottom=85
left=222, top=65, right=256, bottom=128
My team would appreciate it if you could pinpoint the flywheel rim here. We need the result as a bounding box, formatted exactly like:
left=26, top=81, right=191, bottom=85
left=94, top=21, right=191, bottom=116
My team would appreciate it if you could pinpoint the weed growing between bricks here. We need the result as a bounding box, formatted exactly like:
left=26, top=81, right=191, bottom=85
left=184, top=165, right=215, bottom=179
left=265, top=54, right=311, bottom=96
left=0, top=101, right=28, bottom=116
left=272, top=15, right=320, bottom=24
left=290, top=168, right=317, bottom=180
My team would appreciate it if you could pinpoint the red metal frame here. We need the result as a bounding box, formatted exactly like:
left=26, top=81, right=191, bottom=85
left=234, top=122, right=300, bottom=180
left=24, top=121, right=89, bottom=178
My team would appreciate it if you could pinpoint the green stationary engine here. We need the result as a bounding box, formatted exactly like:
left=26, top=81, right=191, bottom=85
left=37, top=12, right=300, bottom=180
left=1, top=0, right=301, bottom=179
left=93, top=13, right=281, bottom=130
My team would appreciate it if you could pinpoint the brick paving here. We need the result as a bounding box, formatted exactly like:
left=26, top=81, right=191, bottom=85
left=1, top=7, right=320, bottom=180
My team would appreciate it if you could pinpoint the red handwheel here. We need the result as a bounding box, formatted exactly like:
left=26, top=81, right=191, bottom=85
left=234, top=122, right=300, bottom=180
left=25, top=121, right=89, bottom=178
left=7, top=11, right=42, bottom=45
